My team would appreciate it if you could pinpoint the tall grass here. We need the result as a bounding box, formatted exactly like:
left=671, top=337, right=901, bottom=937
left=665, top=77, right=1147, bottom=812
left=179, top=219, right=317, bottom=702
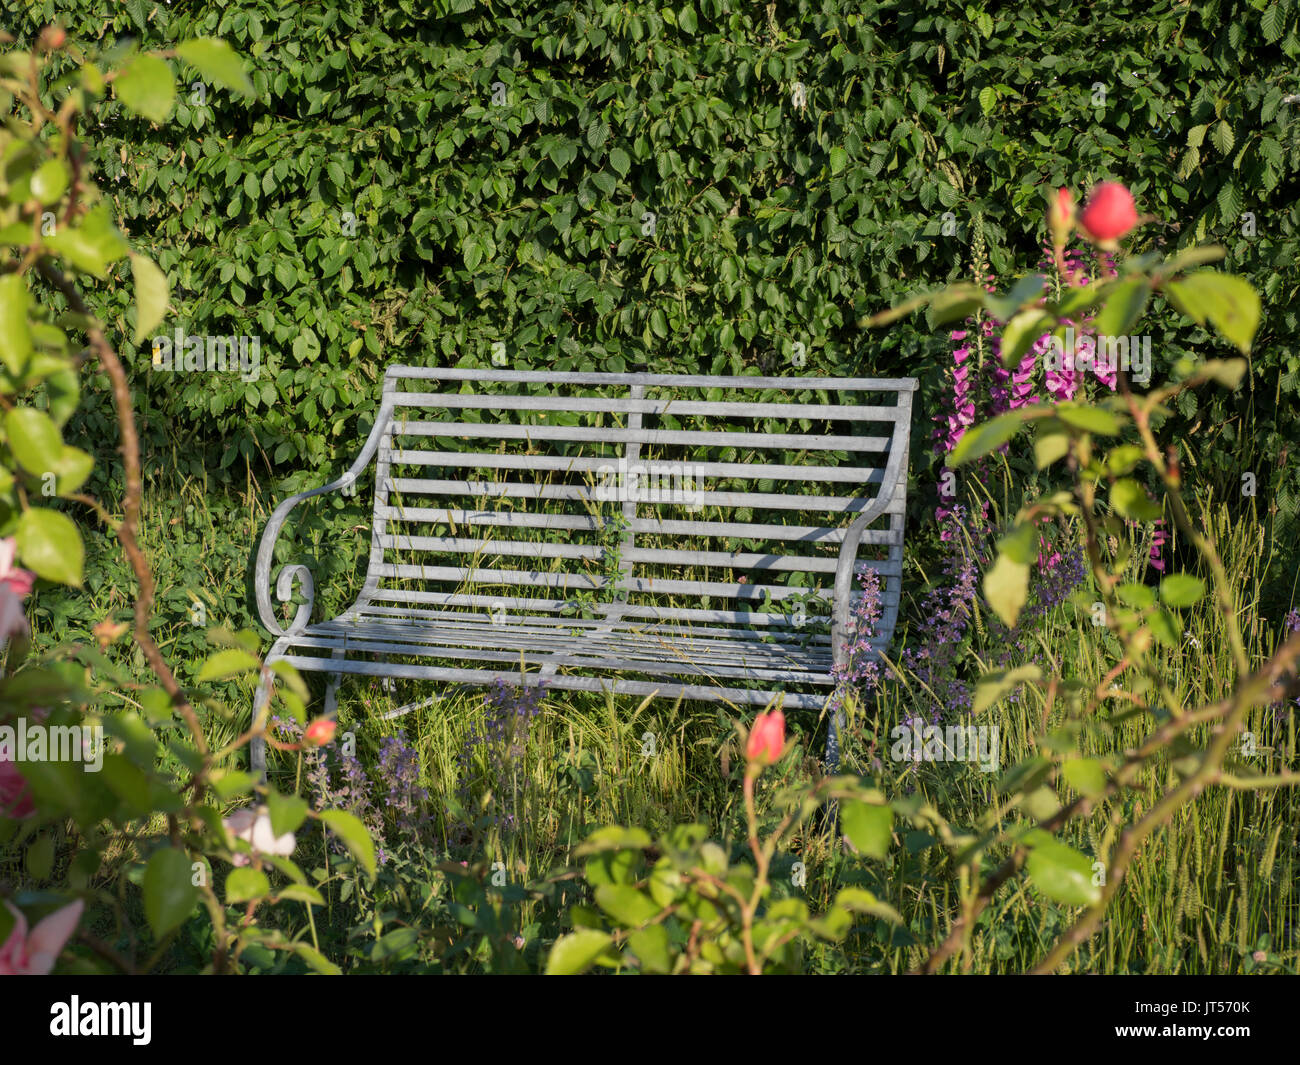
left=35, top=452, right=1298, bottom=974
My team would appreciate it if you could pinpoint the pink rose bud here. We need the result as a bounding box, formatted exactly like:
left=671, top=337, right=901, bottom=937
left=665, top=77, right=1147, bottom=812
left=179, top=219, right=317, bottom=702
left=304, top=718, right=337, bottom=746
left=1078, top=182, right=1138, bottom=246
left=745, top=708, right=785, bottom=765
left=1049, top=187, right=1075, bottom=243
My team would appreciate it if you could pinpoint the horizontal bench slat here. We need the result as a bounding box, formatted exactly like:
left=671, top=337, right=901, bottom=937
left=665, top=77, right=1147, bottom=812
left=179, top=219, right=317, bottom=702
left=384, top=366, right=919, bottom=392
left=375, top=506, right=904, bottom=545
left=375, top=534, right=903, bottom=576
left=371, top=563, right=901, bottom=604
left=390, top=420, right=892, bottom=452
left=384, top=451, right=885, bottom=484
left=385, top=477, right=896, bottom=513
left=388, top=392, right=906, bottom=421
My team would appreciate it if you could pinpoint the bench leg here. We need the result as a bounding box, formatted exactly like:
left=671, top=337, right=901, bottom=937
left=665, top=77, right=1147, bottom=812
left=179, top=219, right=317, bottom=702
left=824, top=698, right=844, bottom=774
left=251, top=665, right=274, bottom=781
left=250, top=638, right=289, bottom=782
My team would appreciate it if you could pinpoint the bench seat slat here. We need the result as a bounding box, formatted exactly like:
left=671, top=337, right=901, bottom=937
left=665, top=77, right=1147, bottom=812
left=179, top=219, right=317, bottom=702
left=278, top=655, right=834, bottom=709
left=338, top=608, right=836, bottom=645
left=282, top=634, right=835, bottom=684
left=294, top=626, right=837, bottom=672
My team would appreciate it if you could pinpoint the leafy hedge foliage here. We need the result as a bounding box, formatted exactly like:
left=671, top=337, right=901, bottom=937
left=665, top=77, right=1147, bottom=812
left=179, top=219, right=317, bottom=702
left=15, top=0, right=1300, bottom=547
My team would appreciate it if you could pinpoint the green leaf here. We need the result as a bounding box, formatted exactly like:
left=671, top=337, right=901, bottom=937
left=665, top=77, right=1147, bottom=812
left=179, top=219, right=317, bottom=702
left=1196, top=358, right=1248, bottom=390
left=176, top=39, right=255, bottom=97
left=973, top=664, right=1042, bottom=715
left=16, top=507, right=83, bottom=585
left=131, top=254, right=170, bottom=343
left=320, top=809, right=376, bottom=877
left=593, top=884, right=660, bottom=928
left=627, top=925, right=672, bottom=973
left=1159, top=573, right=1205, bottom=608
left=1034, top=427, right=1070, bottom=469
left=0, top=273, right=33, bottom=376
left=925, top=282, right=986, bottom=327
left=609, top=148, right=630, bottom=177
left=1025, top=835, right=1101, bottom=907
left=834, top=886, right=903, bottom=924
left=196, top=647, right=260, bottom=681
left=46, top=369, right=79, bottom=428
left=143, top=847, right=198, bottom=937
left=275, top=883, right=326, bottom=906
left=1111, top=478, right=1162, bottom=520
left=978, top=86, right=997, bottom=115
left=1056, top=403, right=1123, bottom=435
left=841, top=800, right=892, bottom=859
left=546, top=929, right=613, bottom=975
left=31, top=158, right=69, bottom=206
left=267, top=790, right=310, bottom=836
left=225, top=867, right=271, bottom=904
left=45, top=203, right=129, bottom=278
left=50, top=445, right=93, bottom=495
left=287, top=941, right=342, bottom=974
left=999, top=308, right=1051, bottom=368
left=1164, top=271, right=1261, bottom=354
left=6, top=407, right=63, bottom=473
left=1061, top=759, right=1106, bottom=798
left=996, top=522, right=1039, bottom=565
left=1149, top=607, right=1180, bottom=648
left=829, top=147, right=848, bottom=174
left=984, top=552, right=1030, bottom=628
left=948, top=408, right=1035, bottom=466
left=1091, top=278, right=1150, bottom=340
left=114, top=54, right=176, bottom=123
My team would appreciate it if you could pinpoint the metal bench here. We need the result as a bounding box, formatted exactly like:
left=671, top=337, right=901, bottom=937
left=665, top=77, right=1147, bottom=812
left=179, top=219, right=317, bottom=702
left=251, top=367, right=915, bottom=773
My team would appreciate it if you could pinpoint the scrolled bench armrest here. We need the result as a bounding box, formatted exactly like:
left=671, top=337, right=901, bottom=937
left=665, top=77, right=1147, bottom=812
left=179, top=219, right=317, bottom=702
left=255, top=402, right=393, bottom=637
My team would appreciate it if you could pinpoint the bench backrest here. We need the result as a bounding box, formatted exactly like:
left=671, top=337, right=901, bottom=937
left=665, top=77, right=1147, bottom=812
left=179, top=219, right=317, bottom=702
left=354, top=367, right=915, bottom=655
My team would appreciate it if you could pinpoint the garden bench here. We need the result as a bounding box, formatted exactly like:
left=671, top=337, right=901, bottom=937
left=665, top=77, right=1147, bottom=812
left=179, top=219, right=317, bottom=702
left=251, top=366, right=915, bottom=773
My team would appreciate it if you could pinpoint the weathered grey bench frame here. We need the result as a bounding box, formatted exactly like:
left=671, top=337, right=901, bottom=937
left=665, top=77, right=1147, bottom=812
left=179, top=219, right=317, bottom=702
left=251, top=367, right=914, bottom=773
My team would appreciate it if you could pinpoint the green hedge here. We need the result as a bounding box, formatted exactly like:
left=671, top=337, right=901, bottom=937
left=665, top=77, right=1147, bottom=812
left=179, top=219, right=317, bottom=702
left=16, top=0, right=1300, bottom=542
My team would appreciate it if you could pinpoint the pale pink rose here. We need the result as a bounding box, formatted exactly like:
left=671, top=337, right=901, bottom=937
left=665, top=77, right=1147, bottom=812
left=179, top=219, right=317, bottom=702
left=0, top=586, right=28, bottom=645
left=0, top=898, right=84, bottom=974
left=0, top=756, right=35, bottom=819
left=0, top=539, right=35, bottom=599
left=223, top=806, right=296, bottom=866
